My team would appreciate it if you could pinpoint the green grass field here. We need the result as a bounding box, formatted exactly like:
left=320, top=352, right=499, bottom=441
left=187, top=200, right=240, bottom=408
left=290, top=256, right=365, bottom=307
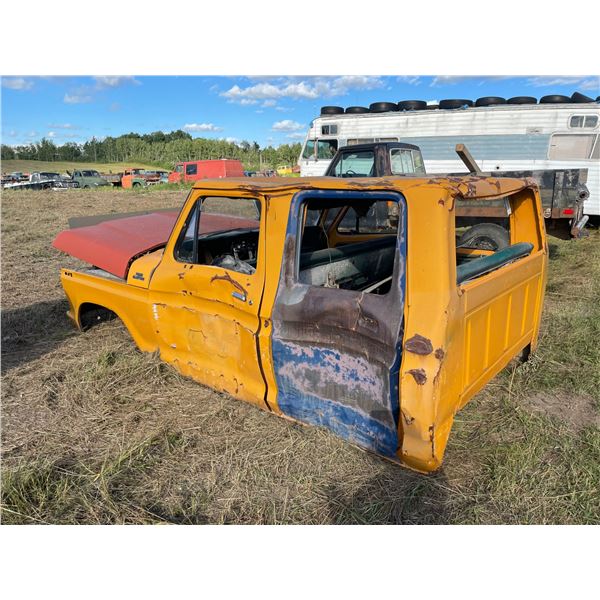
left=2, top=159, right=158, bottom=175
left=1, top=188, right=599, bottom=524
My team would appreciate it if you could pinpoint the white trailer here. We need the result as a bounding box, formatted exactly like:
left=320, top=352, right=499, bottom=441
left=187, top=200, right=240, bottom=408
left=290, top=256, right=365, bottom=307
left=299, top=97, right=600, bottom=216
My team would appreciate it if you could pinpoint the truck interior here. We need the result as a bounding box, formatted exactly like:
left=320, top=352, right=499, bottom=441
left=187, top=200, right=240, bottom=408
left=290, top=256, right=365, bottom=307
left=296, top=189, right=539, bottom=293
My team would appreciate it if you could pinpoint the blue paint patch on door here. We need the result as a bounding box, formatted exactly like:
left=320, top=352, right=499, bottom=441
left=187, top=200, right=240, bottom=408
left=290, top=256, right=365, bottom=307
left=273, top=339, right=399, bottom=457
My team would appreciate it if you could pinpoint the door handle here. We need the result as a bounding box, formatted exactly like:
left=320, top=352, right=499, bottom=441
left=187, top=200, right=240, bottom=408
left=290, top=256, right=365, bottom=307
left=231, top=291, right=247, bottom=302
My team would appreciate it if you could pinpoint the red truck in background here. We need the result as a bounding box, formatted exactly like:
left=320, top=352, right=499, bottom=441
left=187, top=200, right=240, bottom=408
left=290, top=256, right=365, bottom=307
left=168, top=159, right=244, bottom=184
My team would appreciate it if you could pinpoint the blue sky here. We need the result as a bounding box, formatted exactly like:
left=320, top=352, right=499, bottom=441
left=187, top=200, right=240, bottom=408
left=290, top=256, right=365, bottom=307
left=2, top=75, right=599, bottom=148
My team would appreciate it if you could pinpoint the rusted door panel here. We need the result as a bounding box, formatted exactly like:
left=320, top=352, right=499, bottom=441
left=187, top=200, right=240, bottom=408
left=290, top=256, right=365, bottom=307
left=148, top=200, right=268, bottom=408
left=270, top=190, right=407, bottom=457
left=459, top=253, right=545, bottom=404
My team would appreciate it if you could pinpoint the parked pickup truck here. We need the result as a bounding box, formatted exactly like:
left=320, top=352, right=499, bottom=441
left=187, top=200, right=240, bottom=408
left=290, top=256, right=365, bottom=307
left=70, top=169, right=111, bottom=189
left=101, top=168, right=164, bottom=188
left=326, top=142, right=590, bottom=247
left=53, top=175, right=547, bottom=472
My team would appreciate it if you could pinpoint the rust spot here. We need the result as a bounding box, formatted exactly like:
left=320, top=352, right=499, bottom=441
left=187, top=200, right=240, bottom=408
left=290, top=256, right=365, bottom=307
left=438, top=198, right=445, bottom=206
left=178, top=272, right=185, bottom=279
left=401, top=410, right=415, bottom=426
left=405, top=334, right=433, bottom=355
left=429, top=425, right=436, bottom=458
left=407, top=368, right=427, bottom=385
left=434, top=347, right=445, bottom=360
left=210, top=271, right=246, bottom=296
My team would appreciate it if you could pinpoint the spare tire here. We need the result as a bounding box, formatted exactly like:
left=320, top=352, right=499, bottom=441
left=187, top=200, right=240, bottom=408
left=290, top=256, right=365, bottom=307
left=540, top=95, right=571, bottom=104
left=439, top=98, right=474, bottom=109
left=507, top=96, right=537, bottom=105
left=398, top=100, right=427, bottom=111
left=345, top=106, right=369, bottom=114
left=475, top=96, right=506, bottom=107
left=320, top=106, right=344, bottom=115
left=571, top=91, right=594, bottom=103
left=369, top=102, right=398, bottom=113
left=458, top=223, right=510, bottom=252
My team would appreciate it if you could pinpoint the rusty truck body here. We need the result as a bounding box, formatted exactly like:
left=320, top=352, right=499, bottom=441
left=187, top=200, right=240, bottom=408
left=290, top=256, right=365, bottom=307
left=53, top=175, right=547, bottom=472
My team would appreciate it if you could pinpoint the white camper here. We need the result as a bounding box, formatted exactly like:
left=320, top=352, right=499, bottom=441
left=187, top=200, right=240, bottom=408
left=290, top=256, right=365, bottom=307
left=299, top=95, right=600, bottom=217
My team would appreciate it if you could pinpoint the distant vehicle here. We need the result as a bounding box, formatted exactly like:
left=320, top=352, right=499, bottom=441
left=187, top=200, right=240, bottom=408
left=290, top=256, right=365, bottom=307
left=143, top=170, right=170, bottom=184
left=300, top=91, right=600, bottom=218
left=168, top=159, right=245, bottom=184
left=70, top=169, right=111, bottom=188
left=2, top=171, right=79, bottom=190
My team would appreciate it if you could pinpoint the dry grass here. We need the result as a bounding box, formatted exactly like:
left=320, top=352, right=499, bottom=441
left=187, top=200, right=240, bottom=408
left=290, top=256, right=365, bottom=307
left=1, top=188, right=599, bottom=524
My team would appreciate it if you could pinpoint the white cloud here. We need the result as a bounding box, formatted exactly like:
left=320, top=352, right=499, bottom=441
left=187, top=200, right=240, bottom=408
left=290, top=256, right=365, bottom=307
left=224, top=137, right=238, bottom=144
left=286, top=132, right=306, bottom=139
left=429, top=76, right=475, bottom=87
left=2, top=77, right=33, bottom=91
left=8, top=130, right=17, bottom=137
left=525, top=76, right=599, bottom=94
left=94, top=76, right=140, bottom=89
left=27, top=131, right=38, bottom=138
left=183, top=123, right=223, bottom=132
left=272, top=120, right=304, bottom=132
left=48, top=123, right=78, bottom=129
left=222, top=76, right=384, bottom=104
left=396, top=76, right=422, bottom=86
left=262, top=99, right=277, bottom=107
left=64, top=93, right=92, bottom=104
left=47, top=131, right=56, bottom=138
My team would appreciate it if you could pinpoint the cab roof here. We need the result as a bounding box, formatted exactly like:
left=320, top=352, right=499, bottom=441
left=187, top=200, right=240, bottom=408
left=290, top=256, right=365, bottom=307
left=191, top=175, right=536, bottom=201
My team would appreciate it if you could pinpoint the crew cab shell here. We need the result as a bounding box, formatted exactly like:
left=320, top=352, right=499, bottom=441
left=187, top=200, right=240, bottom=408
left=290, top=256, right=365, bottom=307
left=53, top=175, right=547, bottom=472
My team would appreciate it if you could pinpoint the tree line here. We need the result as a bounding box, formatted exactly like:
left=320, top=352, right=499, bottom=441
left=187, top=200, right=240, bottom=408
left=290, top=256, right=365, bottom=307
left=1, top=130, right=303, bottom=171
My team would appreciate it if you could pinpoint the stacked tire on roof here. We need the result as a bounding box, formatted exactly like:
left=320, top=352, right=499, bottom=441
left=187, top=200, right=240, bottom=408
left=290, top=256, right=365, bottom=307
left=320, top=91, right=597, bottom=115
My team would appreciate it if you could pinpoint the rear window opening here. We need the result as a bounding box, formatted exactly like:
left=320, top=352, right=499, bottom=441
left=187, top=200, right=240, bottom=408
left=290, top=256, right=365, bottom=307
left=454, top=190, right=541, bottom=284
left=297, top=196, right=401, bottom=295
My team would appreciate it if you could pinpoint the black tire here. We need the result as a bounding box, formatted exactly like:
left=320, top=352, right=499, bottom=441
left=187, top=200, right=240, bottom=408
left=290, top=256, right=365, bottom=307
left=475, top=96, right=506, bottom=107
left=426, top=104, right=439, bottom=110
left=320, top=106, right=344, bottom=115
left=507, top=96, right=537, bottom=105
left=540, top=94, right=571, bottom=104
left=132, top=182, right=141, bottom=188
left=369, top=102, right=398, bottom=113
left=398, top=100, right=427, bottom=111
left=345, top=106, right=369, bottom=114
left=571, top=91, right=594, bottom=103
left=458, top=223, right=510, bottom=251
left=82, top=185, right=90, bottom=189
left=439, top=98, right=474, bottom=109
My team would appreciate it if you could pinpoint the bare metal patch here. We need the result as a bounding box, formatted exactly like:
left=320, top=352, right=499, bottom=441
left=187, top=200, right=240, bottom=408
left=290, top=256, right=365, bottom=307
left=405, top=334, right=433, bottom=356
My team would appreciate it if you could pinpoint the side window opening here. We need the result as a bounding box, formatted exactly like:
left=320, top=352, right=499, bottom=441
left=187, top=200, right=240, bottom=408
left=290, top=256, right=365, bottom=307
left=174, top=197, right=261, bottom=275
left=455, top=191, right=540, bottom=285
left=297, top=197, right=400, bottom=295
left=316, top=139, right=338, bottom=159
left=186, top=163, right=198, bottom=176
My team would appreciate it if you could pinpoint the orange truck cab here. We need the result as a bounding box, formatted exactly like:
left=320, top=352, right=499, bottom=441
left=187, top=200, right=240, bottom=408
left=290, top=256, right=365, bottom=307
left=53, top=175, right=547, bottom=472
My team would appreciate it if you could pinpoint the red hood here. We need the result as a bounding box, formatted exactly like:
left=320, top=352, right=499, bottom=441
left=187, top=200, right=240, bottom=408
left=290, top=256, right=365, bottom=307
left=53, top=210, right=259, bottom=279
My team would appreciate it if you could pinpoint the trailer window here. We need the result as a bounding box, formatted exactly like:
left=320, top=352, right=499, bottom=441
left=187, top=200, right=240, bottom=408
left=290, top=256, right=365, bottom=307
left=317, top=139, right=338, bottom=159
left=302, top=140, right=316, bottom=159
left=569, top=115, right=598, bottom=129
left=548, top=134, right=596, bottom=159
left=186, top=163, right=198, bottom=176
